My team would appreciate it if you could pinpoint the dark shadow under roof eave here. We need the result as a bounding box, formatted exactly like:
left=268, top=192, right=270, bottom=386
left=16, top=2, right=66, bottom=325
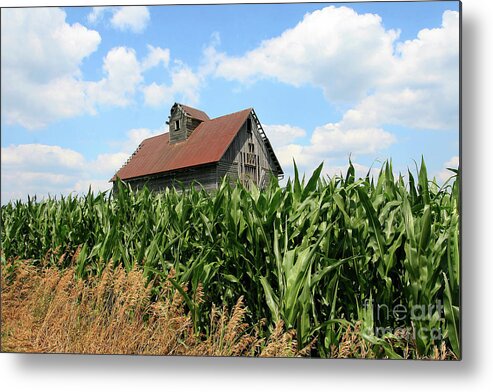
left=111, top=161, right=220, bottom=182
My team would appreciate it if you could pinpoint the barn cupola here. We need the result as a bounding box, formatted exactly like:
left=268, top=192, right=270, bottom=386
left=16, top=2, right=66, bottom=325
left=168, top=103, right=210, bottom=144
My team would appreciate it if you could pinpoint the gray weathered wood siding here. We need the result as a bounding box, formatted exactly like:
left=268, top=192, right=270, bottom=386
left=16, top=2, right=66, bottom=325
left=188, top=118, right=202, bottom=138
left=169, top=105, right=202, bottom=144
left=169, top=106, right=188, bottom=144
left=219, top=113, right=278, bottom=188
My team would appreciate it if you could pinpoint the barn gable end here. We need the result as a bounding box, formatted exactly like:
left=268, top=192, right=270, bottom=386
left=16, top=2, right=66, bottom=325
left=218, top=110, right=282, bottom=189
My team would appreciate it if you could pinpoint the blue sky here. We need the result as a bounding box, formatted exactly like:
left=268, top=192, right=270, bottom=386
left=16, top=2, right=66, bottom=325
left=1, top=1, right=460, bottom=203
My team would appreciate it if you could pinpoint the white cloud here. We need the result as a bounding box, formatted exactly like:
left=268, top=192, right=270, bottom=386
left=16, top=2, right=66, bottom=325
left=2, top=171, right=78, bottom=202
left=0, top=7, right=188, bottom=128
left=140, top=32, right=234, bottom=109
left=87, top=7, right=109, bottom=24
left=1, top=144, right=90, bottom=203
left=110, top=6, right=150, bottom=33
left=94, top=127, right=163, bottom=177
left=310, top=124, right=395, bottom=155
left=167, top=65, right=202, bottom=104
left=276, top=144, right=316, bottom=170
left=273, top=124, right=395, bottom=174
left=1, top=127, right=164, bottom=203
left=87, top=6, right=150, bottom=34
left=142, top=83, right=168, bottom=107
left=142, top=64, right=202, bottom=107
left=1, top=8, right=101, bottom=129
left=391, top=10, right=459, bottom=90
left=437, top=155, right=460, bottom=182
left=214, top=6, right=398, bottom=102
left=278, top=155, right=383, bottom=187
left=266, top=118, right=395, bottom=177
left=88, top=128, right=161, bottom=183
left=1, top=7, right=201, bottom=128
left=87, top=47, right=143, bottom=107
left=90, top=152, right=130, bottom=176
left=321, top=162, right=381, bottom=180
left=142, top=45, right=170, bottom=70
left=268, top=117, right=396, bottom=185
left=341, top=10, right=459, bottom=131
left=213, top=7, right=458, bottom=133
left=445, top=155, right=460, bottom=168
left=1, top=144, right=85, bottom=171
left=110, top=127, right=163, bottom=153
left=1, top=7, right=207, bottom=127
left=90, top=127, right=162, bottom=178
left=73, top=179, right=112, bottom=194
left=263, top=124, right=306, bottom=148
left=1, top=8, right=101, bottom=82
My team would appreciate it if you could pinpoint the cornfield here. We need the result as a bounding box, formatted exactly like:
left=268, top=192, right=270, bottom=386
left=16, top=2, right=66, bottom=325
left=0, top=159, right=460, bottom=358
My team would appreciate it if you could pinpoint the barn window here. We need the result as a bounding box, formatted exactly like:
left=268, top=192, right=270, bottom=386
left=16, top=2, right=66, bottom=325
left=247, top=118, right=252, bottom=133
left=175, top=120, right=180, bottom=131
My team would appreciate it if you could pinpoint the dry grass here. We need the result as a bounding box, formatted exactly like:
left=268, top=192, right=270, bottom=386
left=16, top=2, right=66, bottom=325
left=1, top=261, right=306, bottom=357
left=330, top=322, right=457, bottom=360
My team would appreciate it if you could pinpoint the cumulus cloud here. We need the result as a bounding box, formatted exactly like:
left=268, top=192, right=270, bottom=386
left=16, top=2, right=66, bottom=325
left=73, top=179, right=114, bottom=194
left=87, top=7, right=110, bottom=24
left=110, top=127, right=163, bottom=153
left=89, top=44, right=187, bottom=109
left=321, top=162, right=381, bottom=180
left=87, top=47, right=143, bottom=107
left=276, top=144, right=316, bottom=170
left=262, top=122, right=395, bottom=180
left=140, top=32, right=233, bottom=109
left=1, top=7, right=188, bottom=128
left=211, top=7, right=458, bottom=179
left=110, top=6, right=150, bottom=33
left=90, top=127, right=162, bottom=177
left=309, top=124, right=395, bottom=155
left=276, top=151, right=382, bottom=186
left=142, top=45, right=170, bottom=70
left=1, top=8, right=101, bottom=129
left=1, top=128, right=162, bottom=203
left=142, top=64, right=202, bottom=107
left=1, top=7, right=207, bottom=128
left=214, top=6, right=398, bottom=102
left=2, top=171, right=78, bottom=203
left=1, top=144, right=85, bottom=171
left=96, top=127, right=163, bottom=178
left=87, top=6, right=150, bottom=33
left=437, top=155, right=460, bottom=182
left=1, top=144, right=92, bottom=203
left=213, top=6, right=459, bottom=132
left=263, top=124, right=306, bottom=148
left=273, top=124, right=395, bottom=174
left=341, top=10, right=459, bottom=131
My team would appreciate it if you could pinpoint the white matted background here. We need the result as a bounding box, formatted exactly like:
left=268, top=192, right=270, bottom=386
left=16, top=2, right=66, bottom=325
left=0, top=0, right=491, bottom=390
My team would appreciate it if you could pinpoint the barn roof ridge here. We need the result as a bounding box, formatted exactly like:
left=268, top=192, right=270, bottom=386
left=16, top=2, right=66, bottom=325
left=139, top=107, right=253, bottom=144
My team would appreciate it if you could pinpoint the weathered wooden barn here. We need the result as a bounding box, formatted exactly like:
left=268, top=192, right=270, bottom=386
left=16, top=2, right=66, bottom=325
left=111, top=103, right=283, bottom=192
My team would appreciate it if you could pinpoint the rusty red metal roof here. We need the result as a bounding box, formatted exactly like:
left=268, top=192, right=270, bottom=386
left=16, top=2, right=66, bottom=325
left=113, top=108, right=252, bottom=181
left=179, top=104, right=210, bottom=122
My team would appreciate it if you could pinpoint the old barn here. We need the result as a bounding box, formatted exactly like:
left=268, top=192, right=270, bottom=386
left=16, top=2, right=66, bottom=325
left=111, top=103, right=283, bottom=192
